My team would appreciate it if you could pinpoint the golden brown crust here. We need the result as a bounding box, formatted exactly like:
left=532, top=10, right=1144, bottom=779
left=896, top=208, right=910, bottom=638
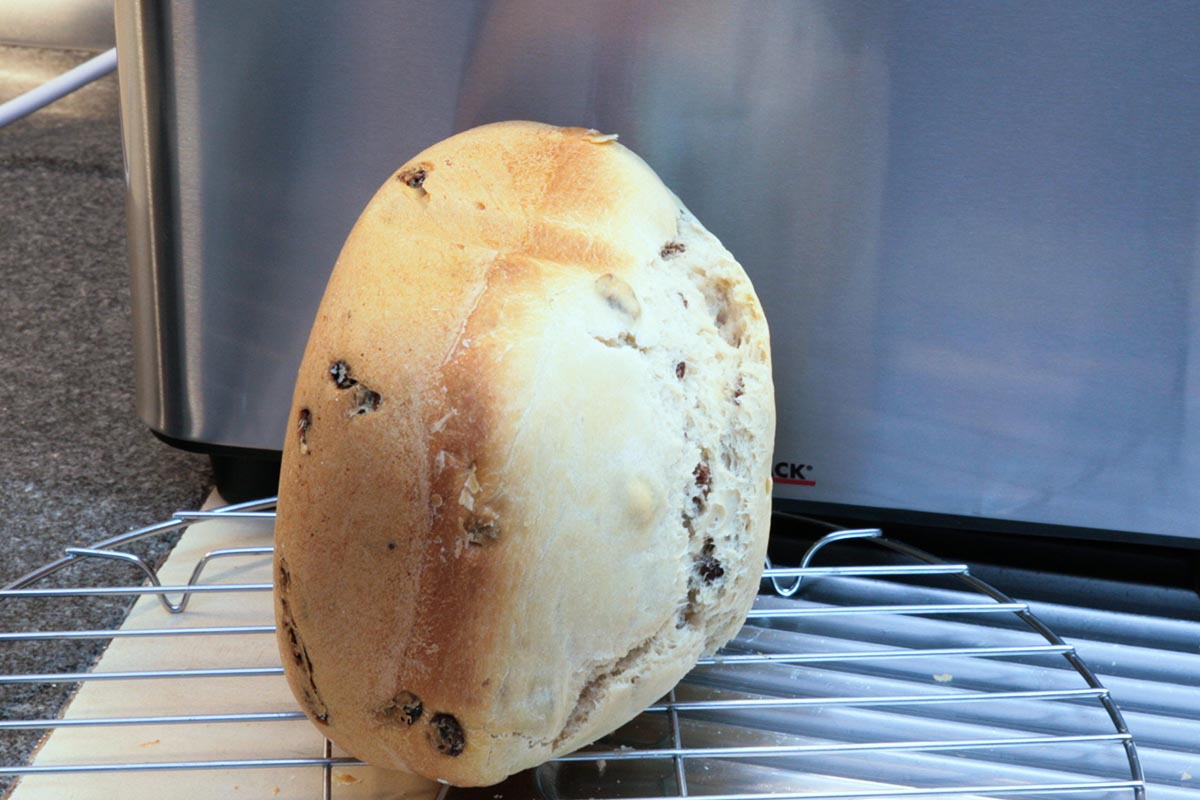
left=275, top=121, right=774, bottom=785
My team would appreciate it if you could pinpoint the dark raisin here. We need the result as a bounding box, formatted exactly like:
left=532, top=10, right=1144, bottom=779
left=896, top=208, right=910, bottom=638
left=387, top=541, right=397, bottom=551
left=381, top=691, right=423, bottom=725
left=692, top=461, right=712, bottom=508
left=699, top=560, right=725, bottom=583
left=661, top=241, right=686, bottom=259
left=464, top=506, right=500, bottom=546
left=430, top=713, right=465, bottom=756
left=399, top=694, right=423, bottom=724
left=697, top=539, right=725, bottom=583
left=465, top=515, right=500, bottom=546
left=350, top=386, right=382, bottom=415
left=676, top=361, right=686, bottom=379
left=398, top=167, right=427, bottom=188
left=330, top=360, right=356, bottom=389
left=297, top=409, right=312, bottom=453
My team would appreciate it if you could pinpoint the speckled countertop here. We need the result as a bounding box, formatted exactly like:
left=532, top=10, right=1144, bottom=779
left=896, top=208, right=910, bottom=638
left=0, top=45, right=214, bottom=790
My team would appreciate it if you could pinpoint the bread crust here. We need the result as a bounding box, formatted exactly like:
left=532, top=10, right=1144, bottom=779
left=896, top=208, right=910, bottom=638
left=274, top=121, right=774, bottom=785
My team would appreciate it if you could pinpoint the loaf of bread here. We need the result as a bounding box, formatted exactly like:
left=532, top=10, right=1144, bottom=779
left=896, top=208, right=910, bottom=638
left=273, top=121, right=775, bottom=786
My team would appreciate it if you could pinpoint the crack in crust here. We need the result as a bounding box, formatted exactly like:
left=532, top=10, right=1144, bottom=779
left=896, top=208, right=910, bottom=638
left=552, top=634, right=659, bottom=748
left=297, top=408, right=312, bottom=454
left=277, top=558, right=329, bottom=724
left=593, top=332, right=647, bottom=352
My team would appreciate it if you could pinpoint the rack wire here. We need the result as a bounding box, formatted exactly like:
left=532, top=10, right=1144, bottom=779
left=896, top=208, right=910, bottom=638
left=0, top=499, right=1148, bottom=799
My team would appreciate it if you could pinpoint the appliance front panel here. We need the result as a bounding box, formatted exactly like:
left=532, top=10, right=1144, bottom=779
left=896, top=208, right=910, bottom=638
left=120, top=0, right=1200, bottom=540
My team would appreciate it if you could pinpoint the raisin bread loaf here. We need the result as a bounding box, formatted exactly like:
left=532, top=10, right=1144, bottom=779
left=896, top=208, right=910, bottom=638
left=274, top=121, right=775, bottom=786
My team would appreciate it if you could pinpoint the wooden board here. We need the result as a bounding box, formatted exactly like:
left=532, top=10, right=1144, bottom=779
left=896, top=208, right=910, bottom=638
left=9, top=496, right=440, bottom=800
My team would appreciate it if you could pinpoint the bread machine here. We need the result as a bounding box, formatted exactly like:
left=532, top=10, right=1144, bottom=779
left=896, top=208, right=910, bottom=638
left=3, top=1, right=1195, bottom=798
left=118, top=0, right=1200, bottom=550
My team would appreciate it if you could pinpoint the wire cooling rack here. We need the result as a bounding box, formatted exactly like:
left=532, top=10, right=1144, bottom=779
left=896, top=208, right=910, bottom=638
left=0, top=498, right=1147, bottom=799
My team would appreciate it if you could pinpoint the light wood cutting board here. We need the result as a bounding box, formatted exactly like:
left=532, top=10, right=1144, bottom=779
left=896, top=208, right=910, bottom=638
left=8, top=496, right=440, bottom=800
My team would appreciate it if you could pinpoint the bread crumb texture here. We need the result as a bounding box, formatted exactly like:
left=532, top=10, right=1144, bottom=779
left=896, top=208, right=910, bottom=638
left=273, top=121, right=774, bottom=786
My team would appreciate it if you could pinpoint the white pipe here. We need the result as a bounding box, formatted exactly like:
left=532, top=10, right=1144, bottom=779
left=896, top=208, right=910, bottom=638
left=0, top=47, right=117, bottom=129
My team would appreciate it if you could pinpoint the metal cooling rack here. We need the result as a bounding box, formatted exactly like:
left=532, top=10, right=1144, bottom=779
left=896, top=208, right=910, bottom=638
left=0, top=499, right=1148, bottom=799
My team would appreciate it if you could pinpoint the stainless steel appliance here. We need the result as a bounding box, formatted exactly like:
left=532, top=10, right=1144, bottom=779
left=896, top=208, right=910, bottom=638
left=116, top=0, right=1200, bottom=544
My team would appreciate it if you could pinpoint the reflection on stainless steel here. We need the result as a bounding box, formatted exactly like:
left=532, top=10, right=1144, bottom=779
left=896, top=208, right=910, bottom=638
left=117, top=1, right=1200, bottom=539
left=6, top=504, right=1197, bottom=797
left=0, top=0, right=115, bottom=50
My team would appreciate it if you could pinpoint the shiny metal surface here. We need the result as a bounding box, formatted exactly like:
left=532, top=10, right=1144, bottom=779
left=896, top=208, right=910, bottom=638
left=0, top=0, right=115, bottom=50
left=11, top=504, right=1196, bottom=797
left=118, top=1, right=1200, bottom=540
